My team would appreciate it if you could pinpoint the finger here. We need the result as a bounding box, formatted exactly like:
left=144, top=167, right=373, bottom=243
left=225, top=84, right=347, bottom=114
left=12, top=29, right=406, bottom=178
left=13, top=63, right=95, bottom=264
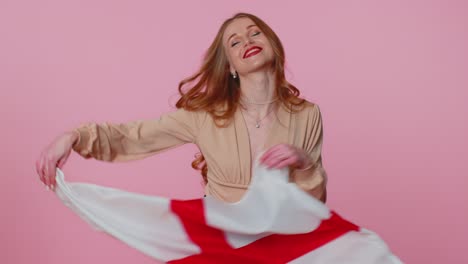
left=259, top=148, right=275, bottom=163
left=35, top=159, right=40, bottom=175
left=39, top=157, right=47, bottom=185
left=263, top=151, right=287, bottom=167
left=263, top=148, right=295, bottom=167
left=264, top=153, right=291, bottom=168
left=35, top=159, right=42, bottom=180
left=260, top=144, right=286, bottom=163
left=57, top=158, right=65, bottom=169
left=269, top=156, right=295, bottom=169
left=43, top=160, right=50, bottom=187
left=260, top=144, right=283, bottom=159
left=41, top=166, right=48, bottom=190
left=270, top=149, right=300, bottom=168
left=273, top=157, right=297, bottom=169
left=47, top=160, right=57, bottom=190
left=44, top=159, right=55, bottom=188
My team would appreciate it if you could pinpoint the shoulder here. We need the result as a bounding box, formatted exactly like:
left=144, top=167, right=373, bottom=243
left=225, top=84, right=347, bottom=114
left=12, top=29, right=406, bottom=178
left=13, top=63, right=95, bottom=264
left=288, top=100, right=324, bottom=134
left=304, top=100, right=320, bottom=112
left=290, top=99, right=322, bottom=118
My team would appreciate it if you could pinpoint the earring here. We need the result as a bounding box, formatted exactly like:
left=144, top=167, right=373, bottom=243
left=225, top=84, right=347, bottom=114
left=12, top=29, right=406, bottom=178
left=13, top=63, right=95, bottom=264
left=231, top=72, right=237, bottom=79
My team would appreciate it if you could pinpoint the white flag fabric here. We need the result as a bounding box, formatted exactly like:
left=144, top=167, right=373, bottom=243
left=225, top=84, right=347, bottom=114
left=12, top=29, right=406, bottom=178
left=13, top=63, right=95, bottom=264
left=54, top=164, right=403, bottom=263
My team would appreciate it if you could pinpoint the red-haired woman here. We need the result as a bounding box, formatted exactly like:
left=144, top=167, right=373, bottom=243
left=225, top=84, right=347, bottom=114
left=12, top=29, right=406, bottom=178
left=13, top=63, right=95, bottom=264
left=36, top=13, right=327, bottom=204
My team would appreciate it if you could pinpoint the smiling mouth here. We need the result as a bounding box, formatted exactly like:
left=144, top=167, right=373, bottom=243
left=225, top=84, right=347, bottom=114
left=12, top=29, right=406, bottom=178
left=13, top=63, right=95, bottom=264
left=243, top=46, right=263, bottom=59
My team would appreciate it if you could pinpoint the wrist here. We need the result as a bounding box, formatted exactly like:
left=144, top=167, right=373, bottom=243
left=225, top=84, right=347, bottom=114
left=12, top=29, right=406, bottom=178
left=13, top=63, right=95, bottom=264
left=66, top=130, right=80, bottom=146
left=296, top=164, right=314, bottom=171
left=296, top=159, right=314, bottom=171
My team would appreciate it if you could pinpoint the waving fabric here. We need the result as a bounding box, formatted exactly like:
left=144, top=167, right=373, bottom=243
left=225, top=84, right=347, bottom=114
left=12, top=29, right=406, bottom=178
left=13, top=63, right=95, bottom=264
left=54, top=165, right=402, bottom=264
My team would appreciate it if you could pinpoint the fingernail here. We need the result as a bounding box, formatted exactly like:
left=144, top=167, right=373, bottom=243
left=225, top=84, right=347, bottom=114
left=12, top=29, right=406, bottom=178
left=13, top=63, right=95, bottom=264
left=45, top=185, right=50, bottom=191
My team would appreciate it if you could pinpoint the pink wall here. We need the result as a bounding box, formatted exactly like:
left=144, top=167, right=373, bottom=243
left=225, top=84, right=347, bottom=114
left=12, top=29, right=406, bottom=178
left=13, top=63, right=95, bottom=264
left=2, top=1, right=467, bottom=263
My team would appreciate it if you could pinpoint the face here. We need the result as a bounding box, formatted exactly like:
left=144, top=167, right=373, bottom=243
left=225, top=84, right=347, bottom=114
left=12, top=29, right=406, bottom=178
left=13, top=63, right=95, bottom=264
left=222, top=17, right=275, bottom=76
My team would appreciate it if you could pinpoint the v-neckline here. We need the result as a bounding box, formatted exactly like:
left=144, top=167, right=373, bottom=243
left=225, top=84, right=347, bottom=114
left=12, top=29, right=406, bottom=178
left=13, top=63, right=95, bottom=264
left=234, top=104, right=291, bottom=183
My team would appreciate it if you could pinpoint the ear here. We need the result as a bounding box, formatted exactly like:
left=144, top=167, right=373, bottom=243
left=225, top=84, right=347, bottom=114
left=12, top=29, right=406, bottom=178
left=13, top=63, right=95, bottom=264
left=229, top=65, right=237, bottom=75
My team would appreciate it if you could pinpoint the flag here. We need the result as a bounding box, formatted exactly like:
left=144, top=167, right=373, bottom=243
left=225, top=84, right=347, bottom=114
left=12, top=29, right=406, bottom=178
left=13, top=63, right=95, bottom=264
left=54, top=164, right=403, bottom=263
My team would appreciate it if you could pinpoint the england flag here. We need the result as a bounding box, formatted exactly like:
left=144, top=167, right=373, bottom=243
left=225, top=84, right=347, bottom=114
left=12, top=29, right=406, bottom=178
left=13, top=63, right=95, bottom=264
left=54, top=164, right=403, bottom=263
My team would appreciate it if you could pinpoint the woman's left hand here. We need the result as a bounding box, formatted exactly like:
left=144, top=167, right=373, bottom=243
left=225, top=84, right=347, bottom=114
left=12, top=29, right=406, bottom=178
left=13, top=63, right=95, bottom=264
left=260, top=144, right=312, bottom=170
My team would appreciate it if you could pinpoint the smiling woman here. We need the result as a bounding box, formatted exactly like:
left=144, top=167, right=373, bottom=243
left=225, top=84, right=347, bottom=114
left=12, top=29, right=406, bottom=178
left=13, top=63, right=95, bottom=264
left=35, top=12, right=403, bottom=263
left=174, top=13, right=326, bottom=202
left=37, top=12, right=328, bottom=203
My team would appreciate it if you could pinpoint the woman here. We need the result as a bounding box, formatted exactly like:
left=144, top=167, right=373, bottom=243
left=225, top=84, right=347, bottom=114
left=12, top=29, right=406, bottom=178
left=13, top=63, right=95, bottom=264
left=36, top=12, right=327, bottom=204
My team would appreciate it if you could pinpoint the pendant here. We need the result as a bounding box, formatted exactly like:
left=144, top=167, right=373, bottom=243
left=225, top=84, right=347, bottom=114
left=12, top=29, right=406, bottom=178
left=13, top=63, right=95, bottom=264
left=255, top=122, right=260, bottom=128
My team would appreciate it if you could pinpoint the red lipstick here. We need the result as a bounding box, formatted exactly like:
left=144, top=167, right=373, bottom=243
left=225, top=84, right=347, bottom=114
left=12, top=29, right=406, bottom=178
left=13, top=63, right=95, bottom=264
left=243, top=46, right=263, bottom=59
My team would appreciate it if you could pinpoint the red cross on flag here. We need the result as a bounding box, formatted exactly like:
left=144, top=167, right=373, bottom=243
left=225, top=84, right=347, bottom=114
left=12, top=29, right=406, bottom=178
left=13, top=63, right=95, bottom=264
left=54, top=165, right=403, bottom=264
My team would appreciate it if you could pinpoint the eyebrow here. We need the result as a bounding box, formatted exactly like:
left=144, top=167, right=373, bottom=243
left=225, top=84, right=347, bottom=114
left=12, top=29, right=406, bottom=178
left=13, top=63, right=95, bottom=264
left=227, top=24, right=258, bottom=43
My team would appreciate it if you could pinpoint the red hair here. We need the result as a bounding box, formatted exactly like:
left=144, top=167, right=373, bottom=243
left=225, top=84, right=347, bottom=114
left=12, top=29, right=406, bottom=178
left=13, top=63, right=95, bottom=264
left=175, top=13, right=305, bottom=184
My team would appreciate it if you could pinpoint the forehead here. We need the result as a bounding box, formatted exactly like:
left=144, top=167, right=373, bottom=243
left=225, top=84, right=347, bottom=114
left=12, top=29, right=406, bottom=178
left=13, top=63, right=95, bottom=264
left=223, top=17, right=257, bottom=41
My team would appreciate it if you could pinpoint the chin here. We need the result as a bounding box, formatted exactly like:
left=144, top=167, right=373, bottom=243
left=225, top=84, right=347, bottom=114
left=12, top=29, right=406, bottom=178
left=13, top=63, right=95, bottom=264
left=248, top=59, right=274, bottom=72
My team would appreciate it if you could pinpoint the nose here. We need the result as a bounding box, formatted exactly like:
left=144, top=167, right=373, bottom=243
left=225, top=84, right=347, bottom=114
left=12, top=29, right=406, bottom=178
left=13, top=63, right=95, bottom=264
left=243, top=36, right=255, bottom=47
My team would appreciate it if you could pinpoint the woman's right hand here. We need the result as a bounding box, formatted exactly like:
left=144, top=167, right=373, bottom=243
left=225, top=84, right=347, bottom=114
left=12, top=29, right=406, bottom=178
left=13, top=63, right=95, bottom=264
left=36, top=131, right=79, bottom=191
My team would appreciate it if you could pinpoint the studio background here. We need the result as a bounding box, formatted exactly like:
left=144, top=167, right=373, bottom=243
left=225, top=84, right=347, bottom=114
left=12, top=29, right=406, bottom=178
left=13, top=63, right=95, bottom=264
left=1, top=1, right=467, bottom=263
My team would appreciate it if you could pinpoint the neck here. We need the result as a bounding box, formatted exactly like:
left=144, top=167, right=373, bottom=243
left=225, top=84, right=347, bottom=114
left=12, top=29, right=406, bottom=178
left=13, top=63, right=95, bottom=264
left=238, top=70, right=277, bottom=114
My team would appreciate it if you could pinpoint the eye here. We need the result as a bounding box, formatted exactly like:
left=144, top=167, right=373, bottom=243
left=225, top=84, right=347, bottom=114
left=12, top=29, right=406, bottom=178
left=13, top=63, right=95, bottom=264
left=231, top=41, right=239, bottom=47
left=252, top=31, right=261, bottom=36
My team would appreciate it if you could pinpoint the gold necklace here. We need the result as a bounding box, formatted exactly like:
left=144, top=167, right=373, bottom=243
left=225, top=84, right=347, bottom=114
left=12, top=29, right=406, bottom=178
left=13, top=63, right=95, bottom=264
left=241, top=106, right=276, bottom=128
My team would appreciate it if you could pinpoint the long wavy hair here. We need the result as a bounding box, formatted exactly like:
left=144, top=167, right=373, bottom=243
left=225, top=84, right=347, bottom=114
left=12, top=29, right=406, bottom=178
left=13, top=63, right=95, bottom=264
left=175, top=12, right=305, bottom=184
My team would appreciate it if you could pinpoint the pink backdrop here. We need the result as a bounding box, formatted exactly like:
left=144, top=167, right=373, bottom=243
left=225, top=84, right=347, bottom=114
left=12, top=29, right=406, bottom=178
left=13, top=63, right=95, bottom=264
left=2, top=1, right=467, bottom=263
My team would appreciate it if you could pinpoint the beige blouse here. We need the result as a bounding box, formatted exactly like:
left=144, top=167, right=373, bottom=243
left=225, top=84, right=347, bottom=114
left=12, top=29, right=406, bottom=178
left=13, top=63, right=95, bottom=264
left=72, top=101, right=328, bottom=203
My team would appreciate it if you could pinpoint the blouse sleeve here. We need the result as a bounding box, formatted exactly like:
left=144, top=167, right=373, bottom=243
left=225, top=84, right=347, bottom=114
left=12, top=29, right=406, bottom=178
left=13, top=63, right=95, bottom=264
left=291, top=103, right=328, bottom=202
left=72, top=108, right=206, bottom=162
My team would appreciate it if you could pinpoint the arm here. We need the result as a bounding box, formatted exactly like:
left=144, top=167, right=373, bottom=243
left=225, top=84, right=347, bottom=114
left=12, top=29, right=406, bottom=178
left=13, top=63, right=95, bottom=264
left=72, top=108, right=205, bottom=162
left=291, top=104, right=328, bottom=203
